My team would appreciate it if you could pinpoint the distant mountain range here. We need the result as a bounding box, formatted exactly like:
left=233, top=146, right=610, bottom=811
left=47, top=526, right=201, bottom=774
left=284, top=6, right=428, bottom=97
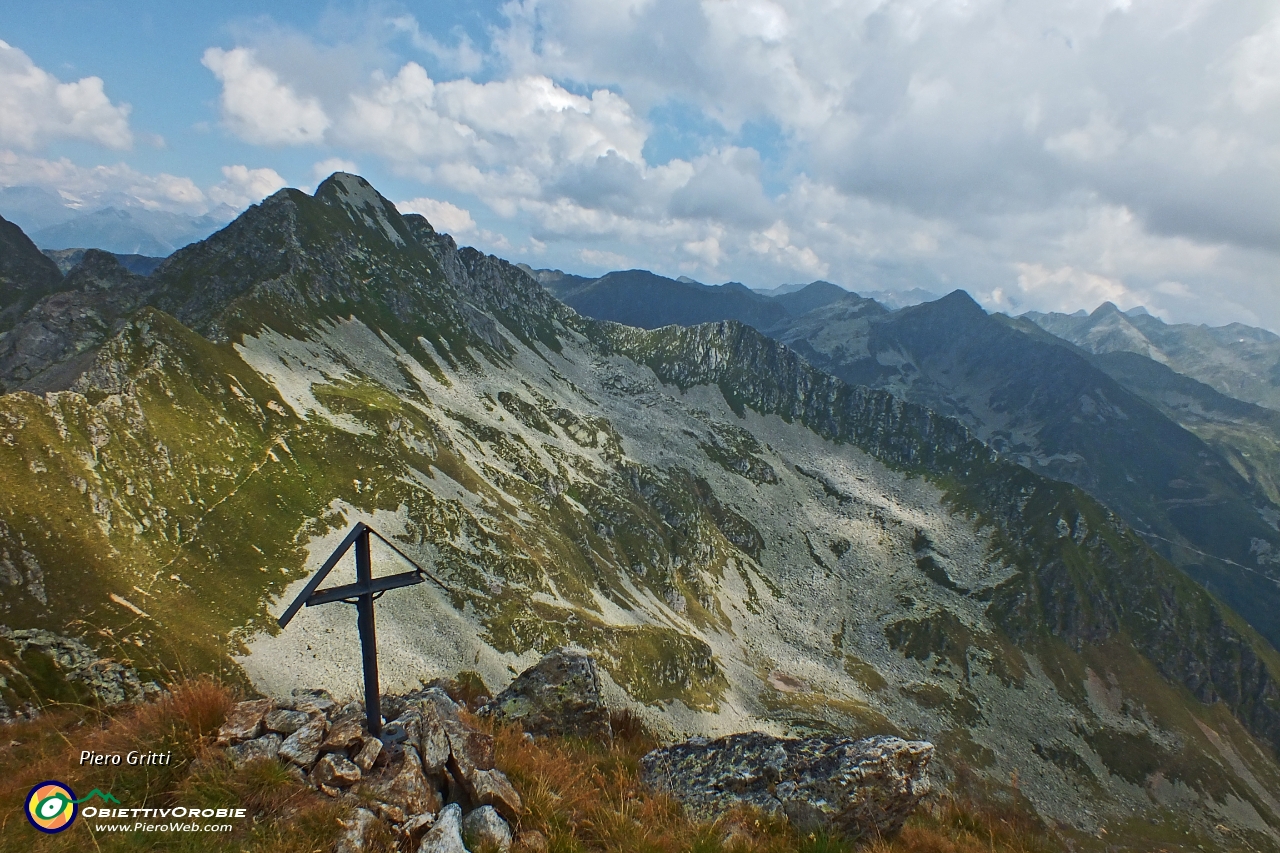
left=531, top=267, right=863, bottom=329
left=1026, top=303, right=1280, bottom=412
left=0, top=185, right=234, bottom=256
left=43, top=248, right=165, bottom=277
left=754, top=282, right=941, bottom=309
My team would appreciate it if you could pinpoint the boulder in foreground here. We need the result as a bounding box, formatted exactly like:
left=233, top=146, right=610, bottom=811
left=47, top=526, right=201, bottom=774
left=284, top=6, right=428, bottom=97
left=484, top=647, right=613, bottom=742
left=640, top=732, right=932, bottom=840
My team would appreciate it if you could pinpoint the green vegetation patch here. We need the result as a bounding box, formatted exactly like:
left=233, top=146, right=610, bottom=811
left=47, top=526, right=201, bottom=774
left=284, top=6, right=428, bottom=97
left=886, top=612, right=974, bottom=677
left=1080, top=728, right=1167, bottom=785
left=842, top=655, right=889, bottom=693
left=1031, top=740, right=1097, bottom=784
left=483, top=598, right=726, bottom=709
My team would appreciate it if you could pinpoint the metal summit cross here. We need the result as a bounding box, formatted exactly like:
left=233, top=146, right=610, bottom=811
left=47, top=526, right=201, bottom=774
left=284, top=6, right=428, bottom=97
left=278, top=522, right=437, bottom=737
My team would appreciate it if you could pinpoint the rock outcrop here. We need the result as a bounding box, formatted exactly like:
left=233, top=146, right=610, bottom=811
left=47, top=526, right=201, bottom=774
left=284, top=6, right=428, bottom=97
left=462, top=805, right=513, bottom=853
left=483, top=647, right=612, bottom=742
left=0, top=626, right=161, bottom=721
left=640, top=732, right=933, bottom=840
left=0, top=250, right=152, bottom=392
left=0, top=213, right=65, bottom=334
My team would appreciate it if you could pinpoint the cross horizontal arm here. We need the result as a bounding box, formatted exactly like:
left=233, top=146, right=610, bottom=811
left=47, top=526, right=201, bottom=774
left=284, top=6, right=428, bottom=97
left=303, top=570, right=425, bottom=607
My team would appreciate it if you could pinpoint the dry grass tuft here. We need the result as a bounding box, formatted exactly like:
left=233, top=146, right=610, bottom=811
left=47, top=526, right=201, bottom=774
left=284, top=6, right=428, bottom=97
left=0, top=678, right=382, bottom=853
left=608, top=708, right=650, bottom=746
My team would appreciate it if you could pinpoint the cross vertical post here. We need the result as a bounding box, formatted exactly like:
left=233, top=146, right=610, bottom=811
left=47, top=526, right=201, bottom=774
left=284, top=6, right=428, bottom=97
left=354, top=527, right=382, bottom=737
left=278, top=522, right=439, bottom=741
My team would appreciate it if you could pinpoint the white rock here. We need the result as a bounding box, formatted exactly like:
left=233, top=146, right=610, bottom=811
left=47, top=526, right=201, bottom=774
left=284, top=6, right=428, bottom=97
left=335, top=807, right=377, bottom=853
left=462, top=805, right=512, bottom=853
left=418, top=803, right=468, bottom=853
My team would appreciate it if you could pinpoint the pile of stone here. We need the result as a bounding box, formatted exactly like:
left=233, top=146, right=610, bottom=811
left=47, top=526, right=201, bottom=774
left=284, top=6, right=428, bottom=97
left=0, top=626, right=162, bottom=722
left=216, top=685, right=528, bottom=853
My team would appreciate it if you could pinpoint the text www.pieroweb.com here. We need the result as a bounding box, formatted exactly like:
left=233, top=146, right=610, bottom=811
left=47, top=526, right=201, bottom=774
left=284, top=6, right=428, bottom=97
left=84, top=806, right=243, bottom=833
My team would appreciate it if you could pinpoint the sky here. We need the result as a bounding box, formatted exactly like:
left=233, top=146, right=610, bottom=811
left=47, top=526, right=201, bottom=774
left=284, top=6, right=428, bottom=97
left=1, top=0, right=1277, bottom=328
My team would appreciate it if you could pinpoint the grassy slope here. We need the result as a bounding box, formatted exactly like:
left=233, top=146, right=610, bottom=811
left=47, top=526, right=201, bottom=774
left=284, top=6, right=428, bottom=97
left=1, top=675, right=1262, bottom=853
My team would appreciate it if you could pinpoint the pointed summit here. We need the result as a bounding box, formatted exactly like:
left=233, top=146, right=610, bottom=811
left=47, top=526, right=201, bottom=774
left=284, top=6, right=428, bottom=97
left=936, top=289, right=985, bottom=312
left=314, top=172, right=409, bottom=246
left=899, top=288, right=987, bottom=325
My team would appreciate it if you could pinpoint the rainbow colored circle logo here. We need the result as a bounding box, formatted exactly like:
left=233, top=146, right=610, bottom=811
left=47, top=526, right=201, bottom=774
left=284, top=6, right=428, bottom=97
left=25, top=781, right=78, bottom=833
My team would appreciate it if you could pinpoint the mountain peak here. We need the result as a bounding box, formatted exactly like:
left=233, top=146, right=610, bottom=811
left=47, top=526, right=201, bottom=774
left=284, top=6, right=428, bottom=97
left=314, top=172, right=407, bottom=246
left=925, top=288, right=986, bottom=318
left=64, top=248, right=139, bottom=292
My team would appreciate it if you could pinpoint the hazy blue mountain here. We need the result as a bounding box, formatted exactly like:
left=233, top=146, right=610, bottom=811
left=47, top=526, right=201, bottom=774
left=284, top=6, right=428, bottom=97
left=540, top=268, right=794, bottom=330
left=0, top=186, right=78, bottom=233
left=770, top=280, right=851, bottom=316
left=535, top=269, right=856, bottom=331
left=856, top=287, right=943, bottom=310
left=751, top=281, right=814, bottom=296
left=30, top=205, right=235, bottom=256
left=754, top=283, right=940, bottom=309
left=1026, top=303, right=1280, bottom=412
left=43, top=247, right=166, bottom=276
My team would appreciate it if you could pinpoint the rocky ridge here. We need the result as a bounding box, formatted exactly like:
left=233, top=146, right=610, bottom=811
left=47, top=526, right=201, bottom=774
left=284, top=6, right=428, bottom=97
left=0, top=213, right=66, bottom=334
left=0, top=249, right=153, bottom=393
left=590, top=318, right=1280, bottom=756
left=215, top=683, right=526, bottom=853
left=566, top=279, right=1280, bottom=653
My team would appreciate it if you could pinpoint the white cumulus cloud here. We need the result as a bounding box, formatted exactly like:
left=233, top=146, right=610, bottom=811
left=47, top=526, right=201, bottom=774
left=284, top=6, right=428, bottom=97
left=202, top=47, right=330, bottom=145
left=186, top=2, right=1280, bottom=328
left=339, top=66, right=647, bottom=186
left=397, top=196, right=476, bottom=235
left=0, top=40, right=132, bottom=150
left=0, top=152, right=204, bottom=213
left=208, top=165, right=288, bottom=210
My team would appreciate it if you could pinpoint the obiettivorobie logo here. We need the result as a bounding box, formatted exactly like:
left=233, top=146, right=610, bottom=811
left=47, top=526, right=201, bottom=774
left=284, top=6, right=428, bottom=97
left=24, top=782, right=118, bottom=833
left=25, top=781, right=247, bottom=835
